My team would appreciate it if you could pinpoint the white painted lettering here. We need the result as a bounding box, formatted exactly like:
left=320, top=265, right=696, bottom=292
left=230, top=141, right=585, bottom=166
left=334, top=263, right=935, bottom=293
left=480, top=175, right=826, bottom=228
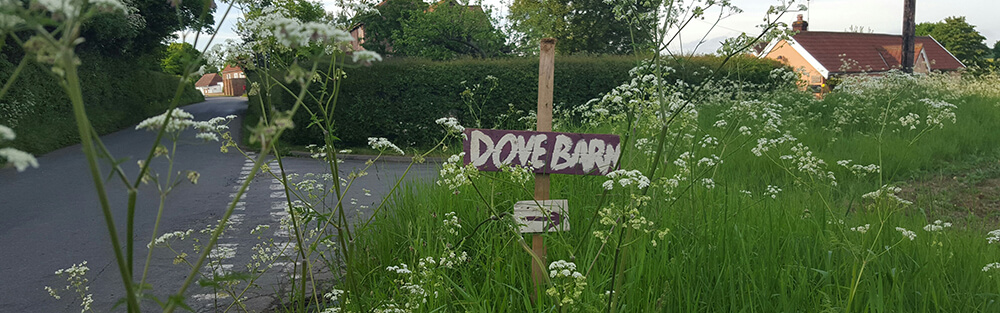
left=549, top=135, right=577, bottom=171
left=492, top=133, right=518, bottom=166
left=470, top=130, right=494, bottom=167
left=574, top=139, right=594, bottom=173
left=598, top=143, right=621, bottom=174
left=529, top=134, right=548, bottom=169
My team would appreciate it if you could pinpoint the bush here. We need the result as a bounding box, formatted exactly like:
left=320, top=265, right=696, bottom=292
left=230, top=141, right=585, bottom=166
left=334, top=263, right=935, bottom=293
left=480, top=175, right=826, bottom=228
left=0, top=51, right=204, bottom=154
left=247, top=55, right=786, bottom=148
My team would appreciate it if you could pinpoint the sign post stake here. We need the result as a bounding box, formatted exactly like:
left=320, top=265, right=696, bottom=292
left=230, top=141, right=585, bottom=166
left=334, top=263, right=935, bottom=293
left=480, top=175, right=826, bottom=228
left=531, top=37, right=556, bottom=298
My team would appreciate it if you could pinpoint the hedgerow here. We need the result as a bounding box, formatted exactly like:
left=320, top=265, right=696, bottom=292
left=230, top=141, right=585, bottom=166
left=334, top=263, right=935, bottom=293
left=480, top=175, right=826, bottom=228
left=0, top=51, right=203, bottom=154
left=246, top=55, right=786, bottom=148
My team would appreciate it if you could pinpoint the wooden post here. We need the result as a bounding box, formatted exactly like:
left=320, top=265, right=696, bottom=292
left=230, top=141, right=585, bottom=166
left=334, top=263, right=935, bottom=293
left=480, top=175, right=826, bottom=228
left=531, top=37, right=556, bottom=298
left=901, top=0, right=916, bottom=73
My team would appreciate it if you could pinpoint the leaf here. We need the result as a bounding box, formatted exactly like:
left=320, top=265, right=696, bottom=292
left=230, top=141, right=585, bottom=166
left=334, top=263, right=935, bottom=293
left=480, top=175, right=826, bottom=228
left=168, top=294, right=196, bottom=313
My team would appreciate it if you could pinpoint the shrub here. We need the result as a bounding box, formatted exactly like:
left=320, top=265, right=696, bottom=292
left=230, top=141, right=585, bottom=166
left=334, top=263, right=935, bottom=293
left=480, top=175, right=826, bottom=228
left=0, top=51, right=204, bottom=154
left=246, top=55, right=786, bottom=148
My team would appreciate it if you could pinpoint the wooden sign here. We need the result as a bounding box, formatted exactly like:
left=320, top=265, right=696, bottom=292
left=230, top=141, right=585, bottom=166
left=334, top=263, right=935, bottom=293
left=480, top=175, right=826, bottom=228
left=463, top=128, right=621, bottom=176
left=514, top=200, right=570, bottom=233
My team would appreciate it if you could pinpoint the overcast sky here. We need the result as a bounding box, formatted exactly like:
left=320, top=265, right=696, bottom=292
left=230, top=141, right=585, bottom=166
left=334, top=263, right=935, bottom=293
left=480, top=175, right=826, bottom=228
left=180, top=0, right=999, bottom=55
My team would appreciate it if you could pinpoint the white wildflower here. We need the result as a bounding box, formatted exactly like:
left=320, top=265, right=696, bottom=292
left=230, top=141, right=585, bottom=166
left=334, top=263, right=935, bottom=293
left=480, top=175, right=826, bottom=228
left=895, top=227, right=916, bottom=241
left=850, top=224, right=871, bottom=234
left=368, top=137, right=404, bottom=155
left=984, top=263, right=1000, bottom=272
left=923, top=220, right=952, bottom=232
left=352, top=50, right=383, bottom=63
left=0, top=124, right=14, bottom=141
left=0, top=147, right=39, bottom=171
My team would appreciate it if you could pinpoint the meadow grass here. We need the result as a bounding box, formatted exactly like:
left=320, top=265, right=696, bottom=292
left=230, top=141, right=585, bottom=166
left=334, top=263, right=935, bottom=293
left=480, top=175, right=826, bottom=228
left=346, top=72, right=1000, bottom=312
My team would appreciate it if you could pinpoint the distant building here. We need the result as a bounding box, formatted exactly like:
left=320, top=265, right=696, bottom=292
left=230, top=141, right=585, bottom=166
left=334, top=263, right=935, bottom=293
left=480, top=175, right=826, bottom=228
left=194, top=73, right=223, bottom=95
left=758, top=14, right=965, bottom=93
left=221, top=65, right=246, bottom=97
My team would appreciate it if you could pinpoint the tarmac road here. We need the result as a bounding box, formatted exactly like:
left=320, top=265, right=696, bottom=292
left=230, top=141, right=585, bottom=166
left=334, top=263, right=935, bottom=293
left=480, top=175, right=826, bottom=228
left=0, top=97, right=437, bottom=312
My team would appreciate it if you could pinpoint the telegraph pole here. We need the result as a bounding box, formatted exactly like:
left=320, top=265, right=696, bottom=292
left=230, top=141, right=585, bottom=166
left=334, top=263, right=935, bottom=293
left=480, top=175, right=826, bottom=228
left=901, top=0, right=916, bottom=73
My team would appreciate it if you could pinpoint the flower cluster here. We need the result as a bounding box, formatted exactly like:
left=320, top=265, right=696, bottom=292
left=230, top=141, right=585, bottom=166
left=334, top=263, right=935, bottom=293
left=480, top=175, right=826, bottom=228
left=437, top=153, right=478, bottom=190
left=148, top=229, right=195, bottom=248
left=0, top=124, right=39, bottom=172
left=136, top=109, right=235, bottom=141
left=837, top=160, right=880, bottom=177
left=500, top=163, right=533, bottom=186
left=240, top=6, right=354, bottom=49
left=545, top=260, right=587, bottom=305
left=862, top=185, right=912, bottom=206
left=46, top=261, right=93, bottom=312
left=764, top=185, right=781, bottom=199
left=895, top=227, right=917, bottom=241
left=850, top=224, right=871, bottom=234
left=923, top=220, right=952, bottom=232
left=368, top=137, right=404, bottom=155
left=602, top=169, right=650, bottom=190
left=987, top=229, right=1000, bottom=244
left=434, top=117, right=465, bottom=137
left=442, top=212, right=461, bottom=237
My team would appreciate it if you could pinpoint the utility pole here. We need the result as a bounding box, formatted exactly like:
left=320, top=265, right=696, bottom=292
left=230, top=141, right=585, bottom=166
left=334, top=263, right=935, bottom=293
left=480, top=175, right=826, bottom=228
left=901, top=0, right=916, bottom=73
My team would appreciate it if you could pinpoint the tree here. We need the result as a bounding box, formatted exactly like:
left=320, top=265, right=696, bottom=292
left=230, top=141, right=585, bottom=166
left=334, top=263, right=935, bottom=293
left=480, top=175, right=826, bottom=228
left=993, top=40, right=1000, bottom=60
left=160, top=43, right=208, bottom=75
left=915, top=16, right=990, bottom=65
left=355, top=0, right=428, bottom=55
left=507, top=0, right=655, bottom=55
left=391, top=1, right=508, bottom=59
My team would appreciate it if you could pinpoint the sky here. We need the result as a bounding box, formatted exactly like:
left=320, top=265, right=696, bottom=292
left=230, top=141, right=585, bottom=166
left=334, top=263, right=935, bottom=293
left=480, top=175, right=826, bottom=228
left=179, top=0, right=1000, bottom=55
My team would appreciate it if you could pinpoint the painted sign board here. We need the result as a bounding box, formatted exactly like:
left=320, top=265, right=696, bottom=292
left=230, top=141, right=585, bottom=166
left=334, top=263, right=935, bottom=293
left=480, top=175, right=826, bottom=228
left=462, top=128, right=621, bottom=176
left=514, top=199, right=570, bottom=233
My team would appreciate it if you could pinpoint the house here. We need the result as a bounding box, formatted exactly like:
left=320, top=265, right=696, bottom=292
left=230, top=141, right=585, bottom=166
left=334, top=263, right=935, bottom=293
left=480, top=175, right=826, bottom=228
left=758, top=15, right=965, bottom=92
left=194, top=73, right=223, bottom=95
left=220, top=65, right=247, bottom=97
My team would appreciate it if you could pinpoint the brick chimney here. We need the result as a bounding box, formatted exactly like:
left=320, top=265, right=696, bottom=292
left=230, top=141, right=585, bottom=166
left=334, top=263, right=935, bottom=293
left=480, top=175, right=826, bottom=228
left=792, top=14, right=808, bottom=32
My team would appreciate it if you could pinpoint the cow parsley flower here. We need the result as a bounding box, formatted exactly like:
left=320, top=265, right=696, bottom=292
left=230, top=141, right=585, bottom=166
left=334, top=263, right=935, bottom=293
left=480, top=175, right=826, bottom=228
left=895, top=227, right=916, bottom=241
left=546, top=260, right=586, bottom=305
left=435, top=117, right=465, bottom=136
left=0, top=147, right=39, bottom=171
left=603, top=169, right=649, bottom=190
left=367, top=137, right=404, bottom=155
left=987, top=229, right=1000, bottom=244
left=923, top=220, right=952, bottom=232
left=0, top=124, right=14, bottom=141
left=764, top=185, right=781, bottom=199
left=862, top=185, right=912, bottom=205
left=352, top=50, right=382, bottom=63
left=984, top=262, right=1000, bottom=272
left=850, top=224, right=871, bottom=233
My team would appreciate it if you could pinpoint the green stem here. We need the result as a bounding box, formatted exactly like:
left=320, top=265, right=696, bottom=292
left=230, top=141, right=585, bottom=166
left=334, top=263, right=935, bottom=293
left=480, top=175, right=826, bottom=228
left=163, top=62, right=320, bottom=313
left=63, top=49, right=141, bottom=313
left=0, top=56, right=27, bottom=100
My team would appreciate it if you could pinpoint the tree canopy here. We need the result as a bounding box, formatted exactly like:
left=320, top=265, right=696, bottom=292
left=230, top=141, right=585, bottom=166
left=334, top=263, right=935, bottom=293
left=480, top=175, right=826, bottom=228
left=354, top=0, right=508, bottom=60
left=160, top=42, right=211, bottom=75
left=916, top=16, right=990, bottom=66
left=507, top=0, right=655, bottom=55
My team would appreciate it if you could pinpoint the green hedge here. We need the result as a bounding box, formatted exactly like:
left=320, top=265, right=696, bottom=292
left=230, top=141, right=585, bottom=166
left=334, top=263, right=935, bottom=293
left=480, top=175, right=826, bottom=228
left=248, top=55, right=785, bottom=148
left=0, top=51, right=204, bottom=154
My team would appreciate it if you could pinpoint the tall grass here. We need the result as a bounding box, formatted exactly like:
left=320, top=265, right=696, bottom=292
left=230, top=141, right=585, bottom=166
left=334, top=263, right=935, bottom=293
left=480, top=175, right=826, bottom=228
left=349, top=72, right=1000, bottom=312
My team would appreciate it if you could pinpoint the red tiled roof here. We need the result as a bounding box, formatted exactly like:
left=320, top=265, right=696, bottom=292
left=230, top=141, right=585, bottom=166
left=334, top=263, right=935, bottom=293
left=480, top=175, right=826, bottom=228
left=221, top=65, right=243, bottom=74
left=195, top=73, right=222, bottom=87
left=790, top=31, right=965, bottom=74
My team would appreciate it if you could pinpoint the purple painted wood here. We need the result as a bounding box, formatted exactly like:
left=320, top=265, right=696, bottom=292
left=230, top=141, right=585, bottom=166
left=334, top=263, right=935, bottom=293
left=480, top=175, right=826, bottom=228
left=462, top=128, right=621, bottom=176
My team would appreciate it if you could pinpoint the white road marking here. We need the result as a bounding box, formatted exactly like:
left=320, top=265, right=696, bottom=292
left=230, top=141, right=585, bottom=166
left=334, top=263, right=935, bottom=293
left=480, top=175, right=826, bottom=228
left=239, top=170, right=251, bottom=175
left=271, top=202, right=288, bottom=210
left=269, top=184, right=284, bottom=191
left=270, top=191, right=286, bottom=198
left=210, top=244, right=238, bottom=259
left=192, top=293, right=231, bottom=301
